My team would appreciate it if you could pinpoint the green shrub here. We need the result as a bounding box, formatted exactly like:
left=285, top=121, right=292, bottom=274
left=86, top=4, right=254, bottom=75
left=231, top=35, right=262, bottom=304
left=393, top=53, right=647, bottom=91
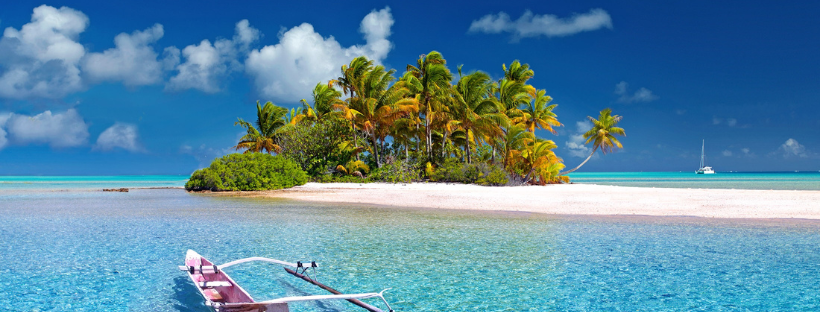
left=313, top=174, right=371, bottom=183
left=185, top=153, right=308, bottom=191
left=369, top=159, right=418, bottom=183
left=429, top=158, right=509, bottom=186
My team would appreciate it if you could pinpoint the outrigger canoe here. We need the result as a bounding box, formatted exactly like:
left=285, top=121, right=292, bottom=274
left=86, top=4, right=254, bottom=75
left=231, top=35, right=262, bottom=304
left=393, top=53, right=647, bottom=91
left=180, top=250, right=394, bottom=312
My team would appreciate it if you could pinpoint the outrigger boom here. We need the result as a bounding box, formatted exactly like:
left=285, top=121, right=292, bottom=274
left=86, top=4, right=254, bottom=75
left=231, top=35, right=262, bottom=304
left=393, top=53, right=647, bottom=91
left=180, top=250, right=394, bottom=312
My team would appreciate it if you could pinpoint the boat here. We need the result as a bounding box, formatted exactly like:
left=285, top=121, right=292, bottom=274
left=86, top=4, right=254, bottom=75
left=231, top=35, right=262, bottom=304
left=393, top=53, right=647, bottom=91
left=696, top=139, right=715, bottom=174
left=180, top=250, right=394, bottom=312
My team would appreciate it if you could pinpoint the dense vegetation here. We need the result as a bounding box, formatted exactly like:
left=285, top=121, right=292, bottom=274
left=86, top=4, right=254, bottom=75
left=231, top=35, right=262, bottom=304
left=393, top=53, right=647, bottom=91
left=232, top=52, right=626, bottom=185
left=185, top=153, right=308, bottom=191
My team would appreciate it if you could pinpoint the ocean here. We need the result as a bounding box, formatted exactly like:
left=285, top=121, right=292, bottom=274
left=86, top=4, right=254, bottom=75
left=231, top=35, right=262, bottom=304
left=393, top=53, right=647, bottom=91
left=1, top=175, right=819, bottom=311
left=568, top=171, right=820, bottom=190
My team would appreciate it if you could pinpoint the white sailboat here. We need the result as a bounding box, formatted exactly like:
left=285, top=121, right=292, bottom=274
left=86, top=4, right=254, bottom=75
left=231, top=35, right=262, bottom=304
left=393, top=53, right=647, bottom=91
left=696, top=139, right=715, bottom=174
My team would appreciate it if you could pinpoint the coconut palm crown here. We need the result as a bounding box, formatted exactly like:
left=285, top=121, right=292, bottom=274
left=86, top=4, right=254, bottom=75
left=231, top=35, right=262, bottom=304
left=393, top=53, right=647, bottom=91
left=560, top=108, right=625, bottom=175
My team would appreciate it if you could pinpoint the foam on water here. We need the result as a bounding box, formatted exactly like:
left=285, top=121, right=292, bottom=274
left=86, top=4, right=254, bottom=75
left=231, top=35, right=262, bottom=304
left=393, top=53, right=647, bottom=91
left=2, top=189, right=819, bottom=311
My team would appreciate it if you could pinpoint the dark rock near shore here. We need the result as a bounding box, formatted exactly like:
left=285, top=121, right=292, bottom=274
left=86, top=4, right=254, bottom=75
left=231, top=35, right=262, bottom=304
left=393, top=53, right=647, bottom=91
left=103, top=188, right=129, bottom=192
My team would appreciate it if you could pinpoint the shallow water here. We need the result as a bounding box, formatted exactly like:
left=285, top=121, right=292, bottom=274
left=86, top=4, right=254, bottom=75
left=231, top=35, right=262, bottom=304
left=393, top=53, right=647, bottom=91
left=2, top=189, right=819, bottom=311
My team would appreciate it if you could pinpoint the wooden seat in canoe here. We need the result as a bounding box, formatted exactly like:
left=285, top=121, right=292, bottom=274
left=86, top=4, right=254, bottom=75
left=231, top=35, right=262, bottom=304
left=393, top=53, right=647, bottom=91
left=199, top=281, right=231, bottom=287
left=203, top=288, right=224, bottom=301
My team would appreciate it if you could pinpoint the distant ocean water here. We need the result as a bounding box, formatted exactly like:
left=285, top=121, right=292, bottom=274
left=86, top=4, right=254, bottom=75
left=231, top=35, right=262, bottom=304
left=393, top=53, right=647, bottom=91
left=0, top=175, right=188, bottom=190
left=568, top=171, right=820, bottom=190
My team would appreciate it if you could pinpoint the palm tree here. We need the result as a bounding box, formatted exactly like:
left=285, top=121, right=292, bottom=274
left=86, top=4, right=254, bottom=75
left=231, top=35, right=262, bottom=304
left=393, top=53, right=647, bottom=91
left=502, top=125, right=535, bottom=171
left=515, top=89, right=561, bottom=134
left=560, top=108, right=625, bottom=175
left=234, top=101, right=288, bottom=154
left=520, top=139, right=558, bottom=183
left=503, top=60, right=534, bottom=84
left=348, top=65, right=418, bottom=167
left=452, top=69, right=508, bottom=163
left=331, top=57, right=375, bottom=153
left=298, top=82, right=345, bottom=122
left=405, top=51, right=453, bottom=160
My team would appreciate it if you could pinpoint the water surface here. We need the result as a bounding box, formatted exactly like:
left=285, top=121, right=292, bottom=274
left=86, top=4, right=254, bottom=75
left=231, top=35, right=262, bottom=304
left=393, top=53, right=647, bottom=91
left=568, top=171, right=820, bottom=190
left=2, top=188, right=819, bottom=311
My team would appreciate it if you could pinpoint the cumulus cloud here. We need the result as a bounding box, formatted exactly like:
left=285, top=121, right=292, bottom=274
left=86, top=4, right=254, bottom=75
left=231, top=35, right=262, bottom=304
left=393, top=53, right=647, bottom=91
left=0, top=113, right=10, bottom=149
left=83, top=24, right=167, bottom=86
left=0, top=5, right=88, bottom=98
left=166, top=19, right=260, bottom=93
left=469, top=9, right=612, bottom=39
left=93, top=123, right=143, bottom=152
left=3, top=109, right=89, bottom=148
left=245, top=7, right=394, bottom=102
left=565, top=120, right=593, bottom=158
left=615, top=81, right=658, bottom=103
left=779, top=138, right=807, bottom=158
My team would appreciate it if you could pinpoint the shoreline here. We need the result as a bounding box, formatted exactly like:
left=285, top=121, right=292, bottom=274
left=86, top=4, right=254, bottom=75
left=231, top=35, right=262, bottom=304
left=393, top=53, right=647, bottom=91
left=201, top=182, right=820, bottom=220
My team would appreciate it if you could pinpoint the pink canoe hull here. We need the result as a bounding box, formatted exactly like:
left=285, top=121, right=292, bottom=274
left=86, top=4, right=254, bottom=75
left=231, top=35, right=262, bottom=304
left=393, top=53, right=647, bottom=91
left=184, top=250, right=280, bottom=312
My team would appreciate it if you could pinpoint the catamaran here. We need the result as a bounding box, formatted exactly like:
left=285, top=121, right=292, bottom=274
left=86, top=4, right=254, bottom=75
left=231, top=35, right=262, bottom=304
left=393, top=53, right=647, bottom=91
left=696, top=139, right=715, bottom=174
left=180, top=250, right=394, bottom=312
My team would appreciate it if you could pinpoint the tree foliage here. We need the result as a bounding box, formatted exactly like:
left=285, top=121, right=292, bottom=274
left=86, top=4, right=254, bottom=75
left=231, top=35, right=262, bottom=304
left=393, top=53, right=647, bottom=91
left=186, top=153, right=308, bottom=191
left=228, top=54, right=626, bottom=185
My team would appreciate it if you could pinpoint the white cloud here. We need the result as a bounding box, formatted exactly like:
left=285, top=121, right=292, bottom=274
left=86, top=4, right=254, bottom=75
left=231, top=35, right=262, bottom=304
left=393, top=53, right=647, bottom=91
left=0, top=113, right=10, bottom=149
left=722, top=150, right=732, bottom=157
left=4, top=109, right=89, bottom=148
left=565, top=120, right=593, bottom=158
left=469, top=9, right=612, bottom=39
left=166, top=19, right=260, bottom=93
left=727, top=118, right=737, bottom=127
left=82, top=24, right=166, bottom=86
left=741, top=148, right=750, bottom=155
left=0, top=5, right=88, bottom=98
left=615, top=81, right=658, bottom=103
left=94, top=123, right=143, bottom=152
left=245, top=7, right=394, bottom=102
left=779, top=138, right=807, bottom=158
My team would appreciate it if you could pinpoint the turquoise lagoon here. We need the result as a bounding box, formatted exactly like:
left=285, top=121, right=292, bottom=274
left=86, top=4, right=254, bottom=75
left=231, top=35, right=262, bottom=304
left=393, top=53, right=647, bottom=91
left=569, top=171, right=820, bottom=190
left=2, top=175, right=820, bottom=311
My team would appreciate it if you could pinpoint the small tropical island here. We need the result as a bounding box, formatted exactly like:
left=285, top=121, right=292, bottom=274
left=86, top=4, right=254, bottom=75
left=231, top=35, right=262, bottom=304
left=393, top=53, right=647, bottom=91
left=186, top=53, right=625, bottom=191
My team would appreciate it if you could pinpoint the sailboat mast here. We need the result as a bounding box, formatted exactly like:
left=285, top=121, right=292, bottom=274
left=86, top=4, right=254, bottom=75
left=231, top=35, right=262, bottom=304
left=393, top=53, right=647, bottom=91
left=700, top=139, right=705, bottom=168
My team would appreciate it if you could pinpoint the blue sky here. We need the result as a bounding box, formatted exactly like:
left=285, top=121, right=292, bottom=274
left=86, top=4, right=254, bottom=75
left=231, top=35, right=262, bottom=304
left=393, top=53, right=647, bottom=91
left=0, top=0, right=818, bottom=175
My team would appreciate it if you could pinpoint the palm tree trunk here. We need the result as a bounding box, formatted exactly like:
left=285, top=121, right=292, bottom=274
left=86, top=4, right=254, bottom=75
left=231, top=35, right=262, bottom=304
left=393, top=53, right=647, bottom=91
left=352, top=121, right=359, bottom=161
left=560, top=150, right=595, bottom=175
left=370, top=133, right=380, bottom=168
left=441, top=132, right=448, bottom=159
left=465, top=139, right=472, bottom=164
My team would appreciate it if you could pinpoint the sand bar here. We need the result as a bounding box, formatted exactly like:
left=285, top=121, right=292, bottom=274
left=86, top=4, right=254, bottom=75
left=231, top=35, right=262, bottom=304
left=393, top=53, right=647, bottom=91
left=212, top=182, right=820, bottom=219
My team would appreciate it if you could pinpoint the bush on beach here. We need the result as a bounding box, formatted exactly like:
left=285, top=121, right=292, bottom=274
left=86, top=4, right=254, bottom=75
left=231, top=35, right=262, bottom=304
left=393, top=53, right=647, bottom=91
left=185, top=153, right=308, bottom=191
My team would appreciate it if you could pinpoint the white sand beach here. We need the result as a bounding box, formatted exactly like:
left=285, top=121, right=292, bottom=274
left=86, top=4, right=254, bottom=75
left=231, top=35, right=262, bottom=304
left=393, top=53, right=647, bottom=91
left=217, top=183, right=820, bottom=219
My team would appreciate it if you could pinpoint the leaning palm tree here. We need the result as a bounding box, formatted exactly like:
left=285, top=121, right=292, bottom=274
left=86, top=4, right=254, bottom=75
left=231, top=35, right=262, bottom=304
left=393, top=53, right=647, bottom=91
left=560, top=108, right=625, bottom=175
left=514, top=89, right=561, bottom=134
left=234, top=101, right=288, bottom=154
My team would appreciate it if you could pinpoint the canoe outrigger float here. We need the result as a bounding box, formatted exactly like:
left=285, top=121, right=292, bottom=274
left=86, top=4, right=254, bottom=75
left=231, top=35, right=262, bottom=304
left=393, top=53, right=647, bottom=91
left=180, top=250, right=394, bottom=312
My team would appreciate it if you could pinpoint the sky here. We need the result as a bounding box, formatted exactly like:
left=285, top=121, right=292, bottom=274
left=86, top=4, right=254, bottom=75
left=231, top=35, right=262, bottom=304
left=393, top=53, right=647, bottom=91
left=0, top=0, right=818, bottom=175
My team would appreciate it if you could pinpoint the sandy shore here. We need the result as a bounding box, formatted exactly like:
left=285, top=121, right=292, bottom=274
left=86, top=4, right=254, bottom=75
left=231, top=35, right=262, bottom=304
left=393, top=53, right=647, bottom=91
left=214, top=182, right=820, bottom=219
